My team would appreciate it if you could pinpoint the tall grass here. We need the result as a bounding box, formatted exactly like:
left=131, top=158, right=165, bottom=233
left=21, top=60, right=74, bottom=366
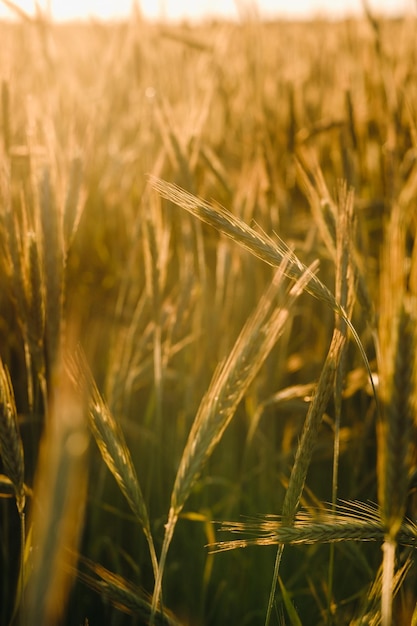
left=0, top=5, right=416, bottom=626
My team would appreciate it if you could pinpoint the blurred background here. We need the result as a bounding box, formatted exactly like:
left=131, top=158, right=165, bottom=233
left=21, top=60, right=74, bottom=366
left=0, top=0, right=414, bottom=22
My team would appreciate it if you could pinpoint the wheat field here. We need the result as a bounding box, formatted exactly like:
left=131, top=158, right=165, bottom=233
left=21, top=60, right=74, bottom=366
left=0, top=5, right=416, bottom=626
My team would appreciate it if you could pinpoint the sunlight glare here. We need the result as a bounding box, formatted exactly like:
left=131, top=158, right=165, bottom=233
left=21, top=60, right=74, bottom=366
left=0, top=0, right=413, bottom=21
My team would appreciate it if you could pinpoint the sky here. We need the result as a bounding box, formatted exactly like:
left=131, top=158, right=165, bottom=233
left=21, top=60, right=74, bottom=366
left=0, top=0, right=414, bottom=22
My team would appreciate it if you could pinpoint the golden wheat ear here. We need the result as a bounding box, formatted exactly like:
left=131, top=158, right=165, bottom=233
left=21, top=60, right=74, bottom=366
left=148, top=176, right=379, bottom=413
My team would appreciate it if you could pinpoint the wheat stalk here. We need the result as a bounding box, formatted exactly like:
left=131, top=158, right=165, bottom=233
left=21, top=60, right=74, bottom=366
left=27, top=229, right=47, bottom=402
left=39, top=168, right=64, bottom=379
left=63, top=155, right=85, bottom=254
left=376, top=204, right=416, bottom=626
left=261, top=321, right=349, bottom=624
left=377, top=214, right=414, bottom=536
left=263, top=183, right=356, bottom=626
left=150, top=257, right=316, bottom=623
left=2, top=179, right=30, bottom=337
left=0, top=359, right=25, bottom=514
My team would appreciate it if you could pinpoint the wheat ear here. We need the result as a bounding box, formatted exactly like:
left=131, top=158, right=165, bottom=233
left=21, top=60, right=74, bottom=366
left=148, top=177, right=378, bottom=413
left=77, top=557, right=183, bottom=626
left=69, top=348, right=159, bottom=582
left=212, top=501, right=417, bottom=551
